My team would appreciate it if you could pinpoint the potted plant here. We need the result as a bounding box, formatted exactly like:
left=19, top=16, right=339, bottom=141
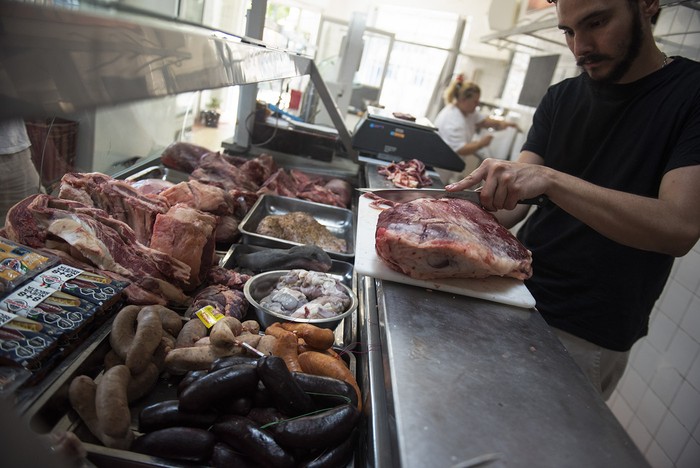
left=202, top=96, right=221, bottom=128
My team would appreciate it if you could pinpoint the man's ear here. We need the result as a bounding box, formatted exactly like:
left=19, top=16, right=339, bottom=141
left=640, top=0, right=660, bottom=19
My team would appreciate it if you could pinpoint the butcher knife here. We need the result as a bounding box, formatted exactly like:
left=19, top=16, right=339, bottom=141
left=357, top=188, right=547, bottom=206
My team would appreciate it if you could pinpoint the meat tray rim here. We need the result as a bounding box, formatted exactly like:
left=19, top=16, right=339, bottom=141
left=243, top=269, right=359, bottom=331
left=238, top=194, right=355, bottom=260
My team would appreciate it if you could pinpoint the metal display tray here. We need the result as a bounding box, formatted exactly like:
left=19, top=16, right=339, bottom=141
left=21, top=316, right=358, bottom=468
left=219, top=243, right=357, bottom=351
left=238, top=194, right=355, bottom=261
left=121, top=162, right=189, bottom=184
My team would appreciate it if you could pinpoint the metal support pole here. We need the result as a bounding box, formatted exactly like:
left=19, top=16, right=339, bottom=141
left=233, top=0, right=267, bottom=151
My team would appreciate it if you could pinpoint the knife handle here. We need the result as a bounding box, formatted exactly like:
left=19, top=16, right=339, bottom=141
left=520, top=195, right=549, bottom=206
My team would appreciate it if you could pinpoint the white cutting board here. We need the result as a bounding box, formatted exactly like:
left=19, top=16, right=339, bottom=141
left=354, top=195, right=536, bottom=309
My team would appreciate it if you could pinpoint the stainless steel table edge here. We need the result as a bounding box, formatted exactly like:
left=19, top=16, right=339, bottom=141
left=358, top=275, right=396, bottom=467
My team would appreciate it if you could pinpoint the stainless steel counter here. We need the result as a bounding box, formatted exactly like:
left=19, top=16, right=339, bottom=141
left=358, top=278, right=650, bottom=468
left=357, top=161, right=648, bottom=468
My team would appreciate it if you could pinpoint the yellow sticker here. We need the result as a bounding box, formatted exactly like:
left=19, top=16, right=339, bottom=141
left=195, top=305, right=224, bottom=328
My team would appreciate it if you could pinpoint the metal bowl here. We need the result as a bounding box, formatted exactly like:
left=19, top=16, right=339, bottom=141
left=243, top=270, right=357, bottom=331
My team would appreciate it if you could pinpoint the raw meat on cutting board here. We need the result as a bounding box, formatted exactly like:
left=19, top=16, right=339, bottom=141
left=375, top=198, right=532, bottom=280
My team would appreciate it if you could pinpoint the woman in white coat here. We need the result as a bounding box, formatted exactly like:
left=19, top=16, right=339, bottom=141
left=434, top=75, right=517, bottom=183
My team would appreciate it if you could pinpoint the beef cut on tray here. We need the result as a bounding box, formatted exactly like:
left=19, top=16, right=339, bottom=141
left=375, top=198, right=532, bottom=280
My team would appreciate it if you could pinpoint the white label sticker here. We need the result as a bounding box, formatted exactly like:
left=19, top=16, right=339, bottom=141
left=0, top=309, right=16, bottom=328
left=0, top=282, right=56, bottom=314
left=33, top=264, right=83, bottom=289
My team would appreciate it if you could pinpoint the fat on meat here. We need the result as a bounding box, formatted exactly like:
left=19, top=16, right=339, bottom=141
left=375, top=198, right=532, bottom=280
left=160, top=180, right=233, bottom=216
left=130, top=178, right=175, bottom=196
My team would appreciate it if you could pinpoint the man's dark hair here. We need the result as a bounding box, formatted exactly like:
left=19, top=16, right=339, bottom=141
left=547, top=0, right=639, bottom=3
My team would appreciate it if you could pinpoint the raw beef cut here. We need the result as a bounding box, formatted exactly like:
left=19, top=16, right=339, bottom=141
left=131, top=178, right=175, bottom=196
left=378, top=159, right=433, bottom=188
left=161, top=141, right=213, bottom=173
left=375, top=198, right=532, bottom=280
left=149, top=204, right=218, bottom=291
left=257, top=169, right=298, bottom=198
left=238, top=154, right=276, bottom=186
left=58, top=172, right=170, bottom=245
left=191, top=152, right=259, bottom=192
left=160, top=179, right=233, bottom=216
left=4, top=195, right=191, bottom=291
left=184, top=284, right=248, bottom=320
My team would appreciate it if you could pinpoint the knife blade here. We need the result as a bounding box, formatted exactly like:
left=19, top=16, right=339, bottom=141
left=357, top=188, right=547, bottom=206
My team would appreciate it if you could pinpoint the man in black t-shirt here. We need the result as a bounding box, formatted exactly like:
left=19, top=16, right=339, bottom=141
left=446, top=0, right=700, bottom=399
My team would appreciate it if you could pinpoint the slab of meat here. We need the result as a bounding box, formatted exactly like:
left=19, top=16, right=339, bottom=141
left=39, top=247, right=187, bottom=306
left=58, top=172, right=170, bottom=245
left=149, top=204, right=218, bottom=291
left=206, top=267, right=250, bottom=291
left=229, top=189, right=259, bottom=218
left=256, top=212, right=347, bottom=253
left=130, top=178, right=175, bottom=196
left=161, top=142, right=213, bottom=173
left=214, top=216, right=240, bottom=244
left=238, top=154, right=276, bottom=186
left=378, top=159, right=433, bottom=188
left=191, top=152, right=259, bottom=192
left=257, top=169, right=298, bottom=198
left=375, top=198, right=532, bottom=280
left=4, top=194, right=191, bottom=290
left=184, top=284, right=248, bottom=320
left=160, top=180, right=233, bottom=216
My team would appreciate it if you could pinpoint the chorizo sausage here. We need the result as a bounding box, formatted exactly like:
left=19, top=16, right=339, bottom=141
left=95, top=365, right=132, bottom=439
left=298, top=351, right=361, bottom=411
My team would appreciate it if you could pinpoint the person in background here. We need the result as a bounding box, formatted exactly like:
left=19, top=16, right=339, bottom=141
left=0, top=117, right=42, bottom=227
left=446, top=0, right=700, bottom=399
left=434, top=75, right=519, bottom=183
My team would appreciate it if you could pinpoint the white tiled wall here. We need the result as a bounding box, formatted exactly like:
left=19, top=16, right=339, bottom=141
left=605, top=6, right=700, bottom=467
left=608, top=240, right=700, bottom=468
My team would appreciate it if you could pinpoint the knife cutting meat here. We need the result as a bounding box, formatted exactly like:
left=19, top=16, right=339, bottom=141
left=357, top=188, right=547, bottom=207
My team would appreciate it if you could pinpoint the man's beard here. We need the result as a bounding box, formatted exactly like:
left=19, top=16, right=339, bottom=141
left=577, top=6, right=644, bottom=83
